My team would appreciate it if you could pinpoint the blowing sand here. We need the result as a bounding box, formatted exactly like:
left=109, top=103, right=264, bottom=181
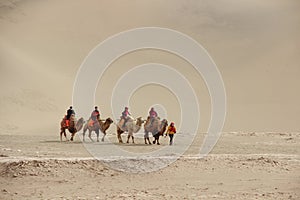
left=1, top=0, right=300, bottom=199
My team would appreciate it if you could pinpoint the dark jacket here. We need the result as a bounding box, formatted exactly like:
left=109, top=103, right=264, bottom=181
left=67, top=108, right=75, bottom=119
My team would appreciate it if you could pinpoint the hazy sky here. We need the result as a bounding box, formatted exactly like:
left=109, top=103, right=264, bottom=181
left=0, top=0, right=299, bottom=133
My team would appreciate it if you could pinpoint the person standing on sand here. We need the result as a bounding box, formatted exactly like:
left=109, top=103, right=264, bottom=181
left=166, top=122, right=176, bottom=145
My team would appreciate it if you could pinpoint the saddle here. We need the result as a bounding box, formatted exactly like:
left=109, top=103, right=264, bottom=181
left=62, top=116, right=70, bottom=128
left=88, top=118, right=98, bottom=127
left=118, top=117, right=129, bottom=130
left=149, top=116, right=159, bottom=127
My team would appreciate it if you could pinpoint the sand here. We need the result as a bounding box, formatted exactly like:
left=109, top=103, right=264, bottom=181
left=0, top=0, right=300, bottom=199
left=0, top=132, right=299, bottom=199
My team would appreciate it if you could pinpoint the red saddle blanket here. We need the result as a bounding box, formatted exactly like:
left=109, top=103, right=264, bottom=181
left=62, top=117, right=70, bottom=128
left=88, top=119, right=97, bottom=127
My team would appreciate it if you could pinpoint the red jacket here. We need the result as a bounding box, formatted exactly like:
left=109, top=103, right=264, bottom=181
left=91, top=110, right=100, bottom=118
left=167, top=126, right=176, bottom=134
left=149, top=110, right=158, bottom=118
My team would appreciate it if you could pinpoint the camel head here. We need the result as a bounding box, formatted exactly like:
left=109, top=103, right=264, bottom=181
left=161, top=119, right=168, bottom=127
left=105, top=117, right=114, bottom=124
left=136, top=117, right=144, bottom=126
left=159, top=119, right=168, bottom=135
left=143, top=116, right=150, bottom=127
left=78, top=117, right=85, bottom=124
left=98, top=117, right=113, bottom=133
left=76, top=117, right=85, bottom=132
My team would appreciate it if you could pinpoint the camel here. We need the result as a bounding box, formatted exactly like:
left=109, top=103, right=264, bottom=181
left=116, top=116, right=144, bottom=143
left=60, top=115, right=85, bottom=142
left=144, top=117, right=168, bottom=145
left=82, top=117, right=113, bottom=142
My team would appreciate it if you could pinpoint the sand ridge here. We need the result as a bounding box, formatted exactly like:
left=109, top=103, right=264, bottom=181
left=0, top=0, right=299, bottom=199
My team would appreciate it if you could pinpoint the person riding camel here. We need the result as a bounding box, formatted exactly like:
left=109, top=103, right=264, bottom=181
left=120, top=107, right=131, bottom=128
left=65, top=106, right=75, bottom=127
left=89, top=106, right=100, bottom=126
left=149, top=107, right=158, bottom=126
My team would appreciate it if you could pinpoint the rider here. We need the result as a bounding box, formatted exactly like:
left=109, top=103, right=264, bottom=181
left=66, top=106, right=75, bottom=127
left=148, top=107, right=158, bottom=125
left=120, top=107, right=131, bottom=128
left=90, top=106, right=100, bottom=126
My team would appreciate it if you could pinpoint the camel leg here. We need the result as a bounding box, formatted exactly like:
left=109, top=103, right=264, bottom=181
left=96, top=130, right=100, bottom=142
left=132, top=136, right=134, bottom=144
left=126, top=135, right=130, bottom=143
left=119, top=134, right=123, bottom=143
left=157, top=136, right=160, bottom=145
left=101, top=131, right=106, bottom=142
left=63, top=130, right=68, bottom=141
left=60, top=129, right=68, bottom=142
left=144, top=132, right=148, bottom=144
left=60, top=130, right=63, bottom=142
left=70, top=133, right=74, bottom=141
left=88, top=130, right=94, bottom=142
left=117, top=132, right=122, bottom=143
left=147, top=137, right=151, bottom=145
left=153, top=134, right=159, bottom=145
left=144, top=132, right=151, bottom=145
left=117, top=128, right=124, bottom=143
left=82, top=128, right=86, bottom=142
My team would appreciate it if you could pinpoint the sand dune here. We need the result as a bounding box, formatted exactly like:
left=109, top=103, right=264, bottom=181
left=0, top=0, right=299, bottom=199
left=0, top=0, right=299, bottom=133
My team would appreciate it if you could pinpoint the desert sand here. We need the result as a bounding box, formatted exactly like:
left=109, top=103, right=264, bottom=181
left=0, top=0, right=299, bottom=199
left=0, top=132, right=299, bottom=199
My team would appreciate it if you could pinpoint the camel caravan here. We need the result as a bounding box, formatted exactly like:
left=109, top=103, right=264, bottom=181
left=60, top=106, right=176, bottom=145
